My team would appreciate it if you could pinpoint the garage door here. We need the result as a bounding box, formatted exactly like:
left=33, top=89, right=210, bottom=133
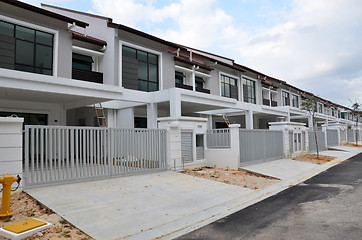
left=181, top=132, right=193, bottom=163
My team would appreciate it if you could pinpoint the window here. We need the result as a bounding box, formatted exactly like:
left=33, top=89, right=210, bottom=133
left=243, top=78, right=256, bottom=103
left=292, top=94, right=299, bottom=108
left=0, top=20, right=53, bottom=76
left=282, top=91, right=290, bottom=106
left=196, top=134, right=204, bottom=147
left=175, top=71, right=184, bottom=84
left=221, top=74, right=238, bottom=99
left=122, top=45, right=159, bottom=92
left=134, top=117, right=147, bottom=128
left=318, top=103, right=323, bottom=114
left=331, top=108, right=335, bottom=117
left=72, top=53, right=93, bottom=71
left=195, top=76, right=204, bottom=89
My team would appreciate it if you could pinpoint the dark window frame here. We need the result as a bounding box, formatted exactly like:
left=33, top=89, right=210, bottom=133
left=0, top=20, right=54, bottom=76
left=122, top=45, right=159, bottom=92
left=292, top=94, right=299, bottom=108
left=72, top=53, right=93, bottom=71
left=221, top=74, right=237, bottom=98
left=243, top=78, right=256, bottom=104
left=175, top=71, right=185, bottom=84
left=282, top=91, right=290, bottom=106
left=195, top=76, right=204, bottom=89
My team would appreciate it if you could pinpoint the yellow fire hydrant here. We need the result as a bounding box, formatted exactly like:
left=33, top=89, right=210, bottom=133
left=0, top=174, right=21, bottom=218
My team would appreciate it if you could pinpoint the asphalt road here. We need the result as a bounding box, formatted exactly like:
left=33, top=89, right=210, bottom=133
left=177, top=152, right=362, bottom=240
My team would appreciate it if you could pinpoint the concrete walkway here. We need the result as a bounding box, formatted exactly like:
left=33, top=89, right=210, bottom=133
left=26, top=145, right=362, bottom=240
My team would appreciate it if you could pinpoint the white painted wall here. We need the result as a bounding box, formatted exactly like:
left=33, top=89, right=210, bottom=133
left=0, top=117, right=23, bottom=186
left=205, top=124, right=240, bottom=170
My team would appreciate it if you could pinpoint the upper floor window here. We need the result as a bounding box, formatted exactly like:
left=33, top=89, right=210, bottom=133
left=175, top=71, right=185, bottom=84
left=221, top=74, right=238, bottom=100
left=331, top=108, right=335, bottom=117
left=122, top=45, right=158, bottom=92
left=292, top=94, right=299, bottom=108
left=0, top=20, right=53, bottom=75
left=72, top=53, right=93, bottom=71
left=282, top=91, right=290, bottom=106
left=318, top=103, right=323, bottom=114
left=242, top=78, right=255, bottom=103
left=195, top=76, right=204, bottom=89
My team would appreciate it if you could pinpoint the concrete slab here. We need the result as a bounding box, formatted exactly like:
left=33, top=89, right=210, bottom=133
left=240, top=159, right=318, bottom=180
left=26, top=171, right=253, bottom=240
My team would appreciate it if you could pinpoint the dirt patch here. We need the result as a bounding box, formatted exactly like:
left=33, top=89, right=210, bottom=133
left=293, top=154, right=335, bottom=165
left=0, top=192, right=93, bottom=240
left=342, top=143, right=362, bottom=148
left=182, top=167, right=280, bottom=190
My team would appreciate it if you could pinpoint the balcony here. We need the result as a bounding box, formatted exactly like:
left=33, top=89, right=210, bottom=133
left=263, top=98, right=278, bottom=107
left=72, top=68, right=103, bottom=84
left=175, top=82, right=193, bottom=90
left=196, top=87, right=210, bottom=94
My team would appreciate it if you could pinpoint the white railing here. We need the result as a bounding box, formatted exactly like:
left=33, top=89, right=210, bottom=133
left=24, top=126, right=167, bottom=187
left=206, top=129, right=230, bottom=148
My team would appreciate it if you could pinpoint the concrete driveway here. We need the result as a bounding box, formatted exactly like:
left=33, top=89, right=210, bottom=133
left=26, top=171, right=253, bottom=240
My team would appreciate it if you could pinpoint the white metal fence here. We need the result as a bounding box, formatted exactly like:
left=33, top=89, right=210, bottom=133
left=347, top=129, right=355, bottom=142
left=308, top=131, right=327, bottom=152
left=340, top=129, right=347, bottom=142
left=239, top=129, right=284, bottom=165
left=327, top=129, right=339, bottom=147
left=206, top=129, right=230, bottom=148
left=24, top=126, right=167, bottom=187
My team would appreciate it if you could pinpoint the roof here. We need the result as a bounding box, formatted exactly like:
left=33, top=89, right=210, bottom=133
left=71, top=31, right=107, bottom=46
left=1, top=0, right=88, bottom=28
left=41, top=3, right=111, bottom=21
left=174, top=56, right=213, bottom=71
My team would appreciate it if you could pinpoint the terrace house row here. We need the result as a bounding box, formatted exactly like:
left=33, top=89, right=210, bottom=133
left=0, top=0, right=360, bottom=169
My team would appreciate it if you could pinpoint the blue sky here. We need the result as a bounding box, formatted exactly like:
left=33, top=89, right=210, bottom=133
left=23, top=0, right=362, bottom=108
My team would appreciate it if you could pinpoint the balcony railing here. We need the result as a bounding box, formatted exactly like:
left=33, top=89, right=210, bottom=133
left=175, top=82, right=193, bottom=90
left=72, top=68, right=103, bottom=84
left=196, top=87, right=210, bottom=94
left=263, top=99, right=278, bottom=107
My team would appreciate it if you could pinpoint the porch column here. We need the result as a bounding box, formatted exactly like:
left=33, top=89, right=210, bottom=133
left=0, top=117, right=23, bottom=185
left=170, top=90, right=181, bottom=118
left=287, top=111, right=291, bottom=122
left=192, top=66, right=196, bottom=91
left=246, top=110, right=254, bottom=129
left=308, top=115, right=313, bottom=129
left=207, top=115, right=213, bottom=129
left=116, top=108, right=134, bottom=128
left=147, top=103, right=158, bottom=129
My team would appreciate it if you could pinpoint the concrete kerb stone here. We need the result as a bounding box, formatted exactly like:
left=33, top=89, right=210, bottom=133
left=153, top=149, right=362, bottom=240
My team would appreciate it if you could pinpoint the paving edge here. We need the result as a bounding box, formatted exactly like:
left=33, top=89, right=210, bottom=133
left=128, top=150, right=362, bottom=240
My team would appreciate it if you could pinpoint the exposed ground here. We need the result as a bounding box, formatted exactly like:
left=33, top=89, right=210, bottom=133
left=293, top=154, right=335, bottom=165
left=342, top=143, right=362, bottom=148
left=183, top=167, right=280, bottom=190
left=0, top=192, right=93, bottom=240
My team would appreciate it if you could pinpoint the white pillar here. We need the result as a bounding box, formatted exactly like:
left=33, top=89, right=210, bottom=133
left=207, top=115, right=213, bottom=129
left=116, top=108, right=134, bottom=128
left=192, top=66, right=196, bottom=91
left=170, top=90, right=181, bottom=118
left=147, top=103, right=158, bottom=129
left=246, top=110, right=254, bottom=129
left=308, top=115, right=313, bottom=129
left=287, top=111, right=291, bottom=122
left=0, top=117, right=23, bottom=185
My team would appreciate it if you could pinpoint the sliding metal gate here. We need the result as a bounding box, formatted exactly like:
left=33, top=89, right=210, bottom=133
left=24, top=126, right=167, bottom=188
left=181, top=132, right=193, bottom=163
